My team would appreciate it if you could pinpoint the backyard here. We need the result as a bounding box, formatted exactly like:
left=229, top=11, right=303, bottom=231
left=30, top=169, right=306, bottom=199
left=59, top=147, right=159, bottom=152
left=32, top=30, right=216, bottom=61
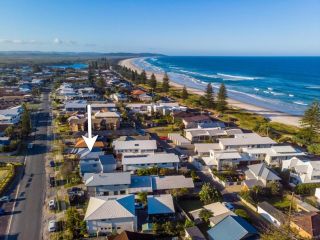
left=178, top=198, right=203, bottom=212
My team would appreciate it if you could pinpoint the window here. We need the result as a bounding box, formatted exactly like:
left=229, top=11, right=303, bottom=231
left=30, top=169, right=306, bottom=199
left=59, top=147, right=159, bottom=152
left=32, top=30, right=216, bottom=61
left=120, top=190, right=126, bottom=194
left=114, top=191, right=118, bottom=195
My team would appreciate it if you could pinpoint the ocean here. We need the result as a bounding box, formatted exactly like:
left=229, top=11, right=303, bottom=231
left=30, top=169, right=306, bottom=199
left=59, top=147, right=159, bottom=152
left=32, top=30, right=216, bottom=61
left=132, top=56, right=320, bottom=116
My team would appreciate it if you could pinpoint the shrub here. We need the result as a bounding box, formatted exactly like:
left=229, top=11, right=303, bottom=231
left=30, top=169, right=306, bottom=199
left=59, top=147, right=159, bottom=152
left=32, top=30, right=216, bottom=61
left=295, top=183, right=320, bottom=195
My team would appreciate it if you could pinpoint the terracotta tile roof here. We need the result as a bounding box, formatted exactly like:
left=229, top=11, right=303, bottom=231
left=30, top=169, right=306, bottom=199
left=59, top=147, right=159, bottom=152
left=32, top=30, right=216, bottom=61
left=74, top=138, right=105, bottom=148
left=292, top=212, right=320, bottom=237
left=131, top=89, right=146, bottom=95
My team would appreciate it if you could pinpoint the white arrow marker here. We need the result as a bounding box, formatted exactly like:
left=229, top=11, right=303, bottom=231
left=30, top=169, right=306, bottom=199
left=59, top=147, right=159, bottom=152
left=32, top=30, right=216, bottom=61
left=82, top=104, right=98, bottom=151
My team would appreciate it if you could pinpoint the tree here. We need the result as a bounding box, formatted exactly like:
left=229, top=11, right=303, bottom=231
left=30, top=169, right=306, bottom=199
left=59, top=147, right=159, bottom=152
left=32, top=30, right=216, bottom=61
left=4, top=125, right=14, bottom=138
left=169, top=188, right=188, bottom=199
left=31, top=87, right=41, bottom=98
left=299, top=101, right=320, bottom=143
left=21, top=104, right=31, bottom=138
left=140, top=70, right=147, bottom=84
left=181, top=85, right=189, bottom=99
left=162, top=221, right=175, bottom=236
left=267, top=181, right=282, bottom=196
left=149, top=73, right=157, bottom=90
left=199, top=209, right=213, bottom=223
left=203, top=83, right=215, bottom=108
left=137, top=191, right=148, bottom=205
left=162, top=73, right=170, bottom=92
left=131, top=70, right=137, bottom=82
left=216, top=83, right=228, bottom=112
left=95, top=77, right=106, bottom=94
left=65, top=207, right=86, bottom=239
left=184, top=219, right=195, bottom=228
left=199, top=183, right=222, bottom=204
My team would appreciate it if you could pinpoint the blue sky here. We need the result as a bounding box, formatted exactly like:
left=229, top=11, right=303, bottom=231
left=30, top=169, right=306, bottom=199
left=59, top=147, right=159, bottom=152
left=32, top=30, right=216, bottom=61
left=0, top=0, right=319, bottom=55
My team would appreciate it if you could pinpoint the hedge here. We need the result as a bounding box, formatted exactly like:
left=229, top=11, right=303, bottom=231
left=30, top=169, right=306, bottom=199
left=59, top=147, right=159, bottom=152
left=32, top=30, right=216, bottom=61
left=294, top=183, right=320, bottom=195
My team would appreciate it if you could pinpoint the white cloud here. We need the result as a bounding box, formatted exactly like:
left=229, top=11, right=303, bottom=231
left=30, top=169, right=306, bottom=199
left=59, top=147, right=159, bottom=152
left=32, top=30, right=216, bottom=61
left=0, top=39, right=39, bottom=44
left=53, top=37, right=77, bottom=45
left=53, top=37, right=63, bottom=44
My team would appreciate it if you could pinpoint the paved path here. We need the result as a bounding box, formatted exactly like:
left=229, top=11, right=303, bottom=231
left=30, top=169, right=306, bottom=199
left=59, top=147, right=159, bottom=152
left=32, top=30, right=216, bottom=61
left=0, top=91, right=51, bottom=240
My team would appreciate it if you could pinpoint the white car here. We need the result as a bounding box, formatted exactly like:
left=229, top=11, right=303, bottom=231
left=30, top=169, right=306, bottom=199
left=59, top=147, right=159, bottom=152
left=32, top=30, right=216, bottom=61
left=48, top=220, right=57, bottom=232
left=48, top=199, right=56, bottom=210
left=0, top=195, right=11, bottom=203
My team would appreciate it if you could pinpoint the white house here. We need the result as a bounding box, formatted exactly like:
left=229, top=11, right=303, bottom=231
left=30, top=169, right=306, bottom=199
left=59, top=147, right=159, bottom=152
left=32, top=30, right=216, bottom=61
left=184, top=128, right=242, bottom=143
left=0, top=105, right=23, bottom=125
left=126, top=103, right=151, bottom=114
left=84, top=172, right=131, bottom=196
left=202, top=149, right=248, bottom=170
left=189, top=202, right=235, bottom=225
left=122, top=153, right=180, bottom=171
left=257, top=201, right=286, bottom=227
left=243, top=163, right=281, bottom=189
left=84, top=195, right=137, bottom=235
left=218, top=133, right=276, bottom=150
left=84, top=173, right=194, bottom=196
left=113, top=140, right=157, bottom=155
left=243, top=145, right=305, bottom=167
left=167, top=133, right=193, bottom=148
left=282, top=157, right=320, bottom=184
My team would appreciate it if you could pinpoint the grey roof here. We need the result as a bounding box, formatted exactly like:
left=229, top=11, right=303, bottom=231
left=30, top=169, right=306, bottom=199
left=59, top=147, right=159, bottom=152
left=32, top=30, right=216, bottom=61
left=84, top=195, right=135, bottom=221
left=258, top=201, right=286, bottom=224
left=79, top=148, right=104, bottom=159
left=248, top=163, right=281, bottom=181
left=147, top=194, right=175, bottom=215
left=219, top=133, right=276, bottom=146
left=152, top=175, right=194, bottom=190
left=209, top=211, right=236, bottom=226
left=122, top=153, right=180, bottom=165
left=185, top=226, right=206, bottom=240
left=84, top=172, right=131, bottom=187
left=114, top=140, right=157, bottom=151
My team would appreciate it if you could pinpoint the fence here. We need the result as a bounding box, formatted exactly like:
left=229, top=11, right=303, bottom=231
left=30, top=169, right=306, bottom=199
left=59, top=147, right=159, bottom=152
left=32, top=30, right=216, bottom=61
left=208, top=169, right=242, bottom=187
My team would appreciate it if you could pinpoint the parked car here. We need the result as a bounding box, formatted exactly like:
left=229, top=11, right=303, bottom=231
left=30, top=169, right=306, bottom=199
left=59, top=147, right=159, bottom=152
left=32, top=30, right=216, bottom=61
left=49, top=176, right=55, bottom=187
left=0, top=208, right=5, bottom=216
left=48, top=220, right=57, bottom=232
left=49, top=161, right=55, bottom=167
left=48, top=199, right=56, bottom=210
left=0, top=195, right=11, bottom=203
left=223, top=202, right=235, bottom=211
left=179, top=155, right=189, bottom=161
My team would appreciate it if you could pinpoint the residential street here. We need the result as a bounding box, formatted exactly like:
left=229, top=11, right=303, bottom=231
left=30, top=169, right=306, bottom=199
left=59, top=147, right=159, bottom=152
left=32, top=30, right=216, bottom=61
left=0, top=91, right=51, bottom=240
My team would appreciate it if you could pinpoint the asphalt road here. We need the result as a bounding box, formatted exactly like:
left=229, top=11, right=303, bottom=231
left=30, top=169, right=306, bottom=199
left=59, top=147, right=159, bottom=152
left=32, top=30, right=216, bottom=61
left=0, top=92, right=51, bottom=240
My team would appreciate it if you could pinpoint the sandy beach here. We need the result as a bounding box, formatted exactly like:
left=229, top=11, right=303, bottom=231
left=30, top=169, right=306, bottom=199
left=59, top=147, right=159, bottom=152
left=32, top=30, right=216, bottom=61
left=119, top=58, right=301, bottom=127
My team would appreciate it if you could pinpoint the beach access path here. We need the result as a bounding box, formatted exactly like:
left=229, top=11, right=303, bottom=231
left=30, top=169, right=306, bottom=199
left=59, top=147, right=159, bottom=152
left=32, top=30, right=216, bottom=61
left=119, top=58, right=301, bottom=127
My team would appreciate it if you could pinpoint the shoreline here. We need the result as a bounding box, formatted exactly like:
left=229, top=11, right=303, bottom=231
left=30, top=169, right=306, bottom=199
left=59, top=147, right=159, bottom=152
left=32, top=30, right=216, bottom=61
left=119, top=58, right=301, bottom=127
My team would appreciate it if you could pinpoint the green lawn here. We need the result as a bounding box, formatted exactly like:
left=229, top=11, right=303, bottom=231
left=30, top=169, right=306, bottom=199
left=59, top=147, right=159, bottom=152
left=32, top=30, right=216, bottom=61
left=147, top=125, right=180, bottom=137
left=267, top=196, right=293, bottom=210
left=178, top=198, right=203, bottom=212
